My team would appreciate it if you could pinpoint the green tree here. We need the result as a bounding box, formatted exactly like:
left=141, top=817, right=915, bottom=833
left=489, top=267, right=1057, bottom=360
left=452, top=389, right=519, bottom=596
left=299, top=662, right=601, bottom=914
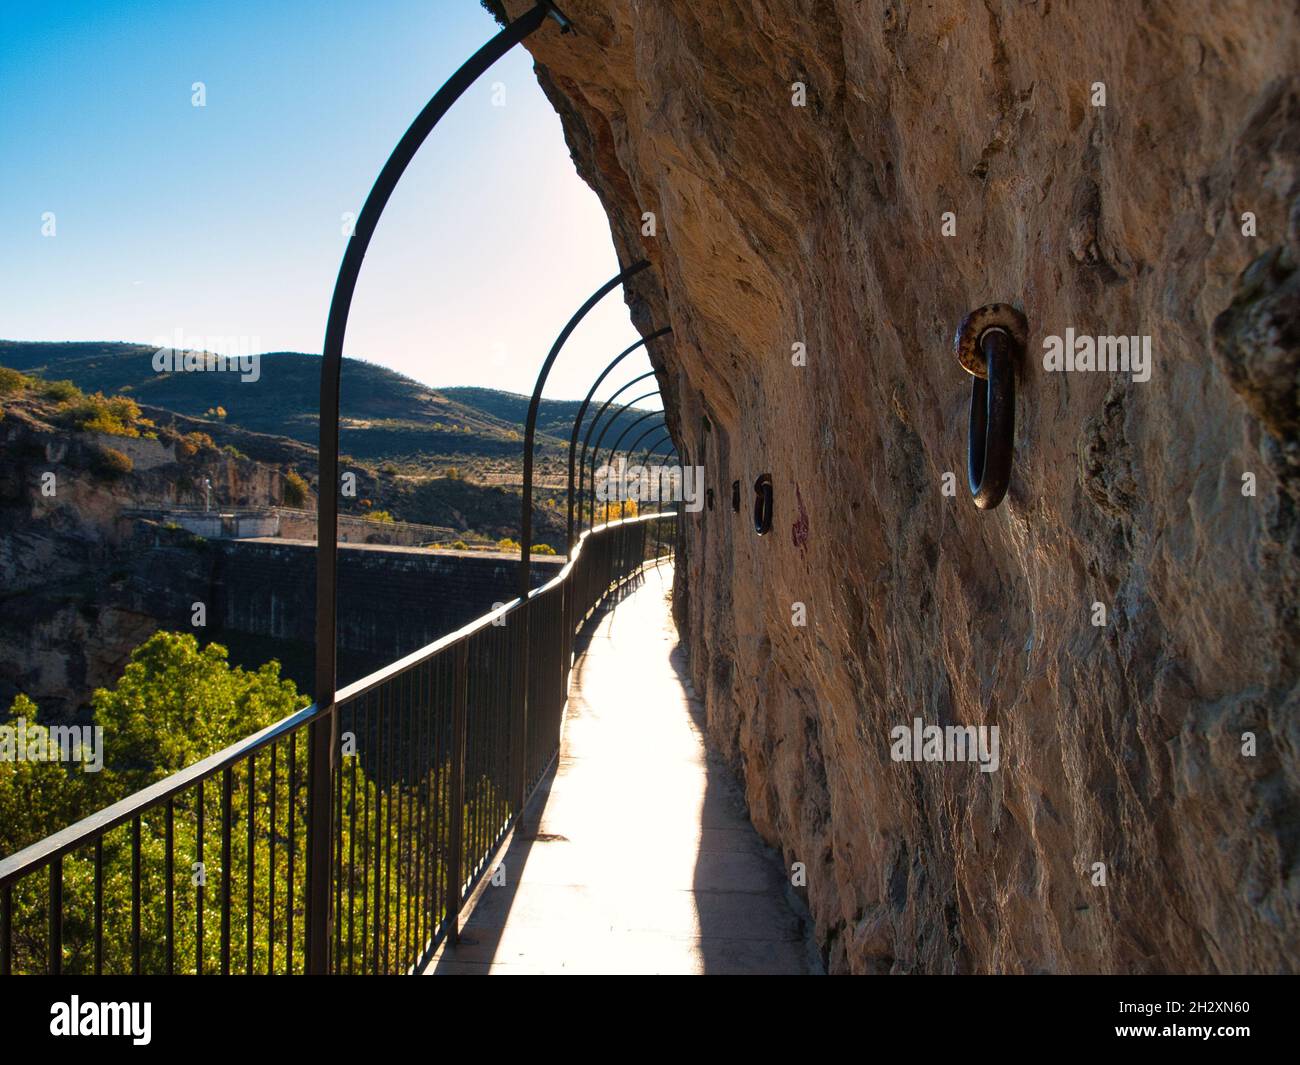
left=0, top=633, right=497, bottom=975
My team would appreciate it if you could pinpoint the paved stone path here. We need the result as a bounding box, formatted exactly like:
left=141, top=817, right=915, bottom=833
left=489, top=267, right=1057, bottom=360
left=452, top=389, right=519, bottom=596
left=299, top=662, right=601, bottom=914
left=428, top=562, right=813, bottom=975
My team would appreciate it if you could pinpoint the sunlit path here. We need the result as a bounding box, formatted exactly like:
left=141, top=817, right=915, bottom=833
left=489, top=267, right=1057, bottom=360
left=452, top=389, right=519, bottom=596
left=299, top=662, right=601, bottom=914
left=427, top=562, right=813, bottom=975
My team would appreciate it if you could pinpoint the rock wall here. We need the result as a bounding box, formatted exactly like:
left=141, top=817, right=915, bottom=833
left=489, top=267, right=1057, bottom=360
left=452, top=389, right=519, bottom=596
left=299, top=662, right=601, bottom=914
left=498, top=0, right=1300, bottom=972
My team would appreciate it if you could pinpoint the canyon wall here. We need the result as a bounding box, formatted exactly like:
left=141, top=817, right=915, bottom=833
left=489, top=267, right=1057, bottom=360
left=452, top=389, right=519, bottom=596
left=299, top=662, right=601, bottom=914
left=498, top=0, right=1300, bottom=972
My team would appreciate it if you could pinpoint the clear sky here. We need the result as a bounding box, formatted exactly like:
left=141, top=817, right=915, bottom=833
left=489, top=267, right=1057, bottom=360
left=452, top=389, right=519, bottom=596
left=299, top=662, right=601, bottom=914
left=0, top=0, right=660, bottom=406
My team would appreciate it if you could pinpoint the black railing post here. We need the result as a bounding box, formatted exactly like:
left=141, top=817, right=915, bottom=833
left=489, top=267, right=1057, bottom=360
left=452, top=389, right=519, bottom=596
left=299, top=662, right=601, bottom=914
left=310, top=3, right=553, bottom=975
left=48, top=858, right=61, bottom=975
left=512, top=602, right=529, bottom=811
left=447, top=641, right=468, bottom=945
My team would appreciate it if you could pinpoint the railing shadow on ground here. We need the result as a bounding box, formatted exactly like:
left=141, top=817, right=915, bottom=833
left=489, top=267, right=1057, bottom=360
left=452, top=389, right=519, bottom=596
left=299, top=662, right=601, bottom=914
left=0, top=514, right=676, bottom=977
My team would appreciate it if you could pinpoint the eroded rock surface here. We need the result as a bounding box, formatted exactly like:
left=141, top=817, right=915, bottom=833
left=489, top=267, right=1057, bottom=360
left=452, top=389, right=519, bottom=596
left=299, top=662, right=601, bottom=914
left=496, top=0, right=1300, bottom=973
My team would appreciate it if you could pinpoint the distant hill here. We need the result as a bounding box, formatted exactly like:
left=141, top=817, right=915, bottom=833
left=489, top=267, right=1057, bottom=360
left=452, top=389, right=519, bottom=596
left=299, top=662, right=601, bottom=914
left=442, top=387, right=667, bottom=448
left=0, top=341, right=664, bottom=473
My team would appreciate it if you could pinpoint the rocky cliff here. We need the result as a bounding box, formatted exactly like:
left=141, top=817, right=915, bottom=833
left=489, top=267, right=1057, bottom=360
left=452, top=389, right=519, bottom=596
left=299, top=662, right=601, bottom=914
left=497, top=0, right=1300, bottom=972
left=0, top=396, right=290, bottom=720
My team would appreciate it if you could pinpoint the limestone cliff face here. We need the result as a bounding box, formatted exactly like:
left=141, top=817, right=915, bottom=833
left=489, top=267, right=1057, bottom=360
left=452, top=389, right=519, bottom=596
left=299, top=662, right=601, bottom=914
left=500, top=0, right=1300, bottom=972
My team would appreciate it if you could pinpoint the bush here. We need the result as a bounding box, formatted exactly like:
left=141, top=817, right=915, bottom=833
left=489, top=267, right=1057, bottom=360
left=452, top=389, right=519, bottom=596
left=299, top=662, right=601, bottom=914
left=449, top=539, right=470, bottom=551
left=282, top=471, right=309, bottom=507
left=367, top=510, right=395, bottom=524
left=496, top=537, right=520, bottom=553
left=41, top=379, right=80, bottom=402
left=0, top=366, right=32, bottom=395
left=533, top=543, right=557, bottom=555
left=96, top=446, right=133, bottom=478
left=443, top=467, right=460, bottom=480
left=67, top=392, right=149, bottom=437
left=174, top=431, right=214, bottom=459
left=222, top=444, right=247, bottom=460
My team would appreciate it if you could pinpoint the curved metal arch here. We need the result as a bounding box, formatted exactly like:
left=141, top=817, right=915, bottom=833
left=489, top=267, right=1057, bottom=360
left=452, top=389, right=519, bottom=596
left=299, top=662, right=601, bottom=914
left=583, top=389, right=662, bottom=532
left=581, top=384, right=662, bottom=528
left=620, top=420, right=670, bottom=469
left=605, top=422, right=668, bottom=522
left=576, top=370, right=658, bottom=524
left=596, top=411, right=666, bottom=525
left=311, top=2, right=556, bottom=974
left=639, top=433, right=675, bottom=465
left=565, top=327, right=672, bottom=553
left=518, top=259, right=651, bottom=597
left=639, top=436, right=677, bottom=514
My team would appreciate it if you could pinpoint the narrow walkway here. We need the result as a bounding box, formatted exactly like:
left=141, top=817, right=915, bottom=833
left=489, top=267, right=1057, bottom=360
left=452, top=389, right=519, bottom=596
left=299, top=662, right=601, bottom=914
left=429, top=562, right=813, bottom=974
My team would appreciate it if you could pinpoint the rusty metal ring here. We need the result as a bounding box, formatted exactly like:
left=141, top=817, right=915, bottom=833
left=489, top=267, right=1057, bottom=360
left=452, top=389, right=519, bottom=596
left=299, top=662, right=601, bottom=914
left=953, top=303, right=1028, bottom=379
left=968, top=327, right=1016, bottom=509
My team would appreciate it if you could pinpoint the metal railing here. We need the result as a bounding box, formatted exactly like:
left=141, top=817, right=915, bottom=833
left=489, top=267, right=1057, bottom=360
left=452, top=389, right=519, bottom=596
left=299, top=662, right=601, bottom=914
left=0, top=512, right=675, bottom=975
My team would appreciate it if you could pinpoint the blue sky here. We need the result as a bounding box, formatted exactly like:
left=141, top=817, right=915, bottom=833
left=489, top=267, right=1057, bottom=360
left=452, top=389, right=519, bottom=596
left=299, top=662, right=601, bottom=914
left=0, top=0, right=659, bottom=404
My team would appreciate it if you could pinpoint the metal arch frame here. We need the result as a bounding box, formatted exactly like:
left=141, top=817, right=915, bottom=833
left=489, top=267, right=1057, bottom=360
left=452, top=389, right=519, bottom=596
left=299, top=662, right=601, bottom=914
left=565, top=328, right=671, bottom=553
left=510, top=259, right=651, bottom=821
left=619, top=421, right=670, bottom=473
left=596, top=412, right=666, bottom=524
left=639, top=434, right=675, bottom=465
left=581, top=384, right=661, bottom=528
left=575, top=371, right=658, bottom=532
left=602, top=420, right=669, bottom=522
left=311, top=2, right=562, bottom=975
left=517, top=259, right=651, bottom=598
left=639, top=437, right=678, bottom=514
left=583, top=389, right=661, bottom=532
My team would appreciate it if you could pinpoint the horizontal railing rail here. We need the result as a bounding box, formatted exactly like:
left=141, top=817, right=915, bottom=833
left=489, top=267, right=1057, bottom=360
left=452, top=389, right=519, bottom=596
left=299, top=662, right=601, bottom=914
left=0, top=511, right=676, bottom=975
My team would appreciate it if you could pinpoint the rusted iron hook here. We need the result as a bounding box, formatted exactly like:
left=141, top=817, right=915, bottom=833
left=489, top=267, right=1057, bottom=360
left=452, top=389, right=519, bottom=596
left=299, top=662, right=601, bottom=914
left=954, top=304, right=1027, bottom=510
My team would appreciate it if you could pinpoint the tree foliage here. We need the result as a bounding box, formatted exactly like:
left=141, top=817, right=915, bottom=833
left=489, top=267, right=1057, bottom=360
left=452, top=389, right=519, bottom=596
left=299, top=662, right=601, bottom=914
left=0, top=632, right=499, bottom=975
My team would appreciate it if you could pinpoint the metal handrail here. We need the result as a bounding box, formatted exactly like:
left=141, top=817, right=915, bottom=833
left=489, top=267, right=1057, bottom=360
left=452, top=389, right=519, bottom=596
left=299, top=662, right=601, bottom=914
left=0, top=511, right=663, bottom=886
left=310, top=2, right=570, bottom=971
left=0, top=512, right=676, bottom=975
